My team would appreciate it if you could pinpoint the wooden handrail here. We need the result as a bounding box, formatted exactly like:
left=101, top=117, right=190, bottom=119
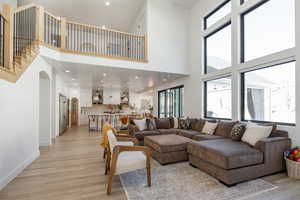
left=67, top=20, right=145, bottom=37
left=44, top=10, right=61, bottom=21
left=13, top=3, right=37, bottom=13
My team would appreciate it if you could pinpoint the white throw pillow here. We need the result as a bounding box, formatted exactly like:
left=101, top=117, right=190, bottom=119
left=202, top=121, right=218, bottom=135
left=241, top=123, right=273, bottom=146
left=173, top=118, right=179, bottom=129
left=134, top=119, right=147, bottom=131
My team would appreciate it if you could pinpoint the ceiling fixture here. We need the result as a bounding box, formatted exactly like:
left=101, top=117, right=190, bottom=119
left=65, top=70, right=70, bottom=73
left=135, top=76, right=139, bottom=80
left=102, top=25, right=106, bottom=29
left=103, top=73, right=107, bottom=77
left=105, top=1, right=110, bottom=6
left=72, top=78, right=76, bottom=81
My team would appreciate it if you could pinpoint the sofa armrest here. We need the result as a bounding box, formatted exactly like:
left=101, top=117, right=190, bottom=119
left=255, top=137, right=291, bottom=173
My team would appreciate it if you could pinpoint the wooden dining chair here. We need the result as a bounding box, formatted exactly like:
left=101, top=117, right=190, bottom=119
left=106, top=130, right=151, bottom=195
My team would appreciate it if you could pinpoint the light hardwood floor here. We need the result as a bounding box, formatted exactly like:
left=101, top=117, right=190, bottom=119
left=0, top=126, right=300, bottom=200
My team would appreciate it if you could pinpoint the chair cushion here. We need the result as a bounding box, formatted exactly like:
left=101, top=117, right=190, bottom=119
left=145, top=134, right=193, bottom=153
left=135, top=130, right=160, bottom=141
left=115, top=151, right=146, bottom=175
left=177, top=129, right=202, bottom=139
left=193, top=134, right=225, bottom=141
left=187, top=139, right=263, bottom=170
left=215, top=121, right=238, bottom=138
left=191, top=119, right=206, bottom=132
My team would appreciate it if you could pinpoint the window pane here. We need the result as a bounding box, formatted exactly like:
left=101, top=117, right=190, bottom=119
left=206, top=24, right=231, bottom=73
left=242, top=0, right=295, bottom=61
left=206, top=77, right=232, bottom=119
left=206, top=1, right=231, bottom=28
left=243, top=62, right=295, bottom=124
left=158, top=87, right=183, bottom=118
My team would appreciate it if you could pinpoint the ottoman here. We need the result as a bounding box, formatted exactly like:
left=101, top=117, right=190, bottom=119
left=144, top=134, right=193, bottom=165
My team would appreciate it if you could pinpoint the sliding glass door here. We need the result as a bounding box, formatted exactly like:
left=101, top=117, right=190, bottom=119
left=158, top=86, right=184, bottom=118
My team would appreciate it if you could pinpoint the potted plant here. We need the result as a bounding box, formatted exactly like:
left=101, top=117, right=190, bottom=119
left=284, top=147, right=300, bottom=179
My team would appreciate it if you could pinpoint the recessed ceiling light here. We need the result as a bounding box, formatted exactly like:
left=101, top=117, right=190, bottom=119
left=105, top=1, right=110, bottom=6
left=65, top=70, right=70, bottom=73
left=72, top=78, right=75, bottom=81
left=103, top=73, right=107, bottom=77
left=135, top=76, right=139, bottom=80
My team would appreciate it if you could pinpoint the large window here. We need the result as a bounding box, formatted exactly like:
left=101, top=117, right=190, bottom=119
left=204, top=0, right=231, bottom=29
left=158, top=86, right=184, bottom=118
left=205, top=23, right=232, bottom=73
left=204, top=77, right=232, bottom=119
left=241, top=62, right=295, bottom=125
left=241, top=0, right=295, bottom=62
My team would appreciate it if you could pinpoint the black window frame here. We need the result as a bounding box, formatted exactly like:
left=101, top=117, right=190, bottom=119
left=204, top=76, right=232, bottom=120
left=204, top=21, right=231, bottom=74
left=241, top=0, right=279, bottom=63
left=240, top=61, right=296, bottom=126
left=204, top=0, right=231, bottom=30
left=158, top=85, right=184, bottom=118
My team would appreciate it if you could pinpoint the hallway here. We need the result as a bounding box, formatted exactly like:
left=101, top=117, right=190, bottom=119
left=0, top=126, right=127, bottom=200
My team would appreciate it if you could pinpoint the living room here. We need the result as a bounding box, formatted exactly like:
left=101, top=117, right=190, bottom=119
left=0, top=0, right=300, bottom=199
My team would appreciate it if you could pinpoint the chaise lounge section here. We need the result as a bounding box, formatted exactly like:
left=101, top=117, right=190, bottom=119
left=188, top=129, right=291, bottom=186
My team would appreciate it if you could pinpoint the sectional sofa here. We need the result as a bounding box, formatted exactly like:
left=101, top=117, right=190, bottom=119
left=128, top=117, right=291, bottom=186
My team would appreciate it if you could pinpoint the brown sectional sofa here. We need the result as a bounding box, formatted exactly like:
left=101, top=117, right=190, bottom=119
left=128, top=117, right=291, bottom=186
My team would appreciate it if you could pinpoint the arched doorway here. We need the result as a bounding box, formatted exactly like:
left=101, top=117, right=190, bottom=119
left=71, top=98, right=79, bottom=126
left=39, top=71, right=51, bottom=146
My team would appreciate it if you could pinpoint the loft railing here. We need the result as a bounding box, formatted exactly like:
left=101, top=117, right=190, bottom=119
left=13, top=5, right=37, bottom=64
left=65, top=21, right=146, bottom=61
left=0, top=3, right=148, bottom=80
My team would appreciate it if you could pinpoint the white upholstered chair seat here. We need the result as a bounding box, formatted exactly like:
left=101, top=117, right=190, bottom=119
left=115, top=151, right=146, bottom=175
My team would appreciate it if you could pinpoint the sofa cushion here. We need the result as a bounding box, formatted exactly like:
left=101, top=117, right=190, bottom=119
left=193, top=134, right=225, bottom=141
left=135, top=130, right=161, bottom=141
left=158, top=128, right=179, bottom=135
left=145, top=134, right=193, bottom=153
left=155, top=118, right=171, bottom=129
left=177, top=129, right=202, bottom=139
left=215, top=121, right=238, bottom=138
left=187, top=139, right=263, bottom=170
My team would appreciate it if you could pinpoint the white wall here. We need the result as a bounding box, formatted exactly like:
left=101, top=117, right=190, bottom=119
left=153, top=0, right=300, bottom=146
left=39, top=74, right=52, bottom=146
left=147, top=0, right=189, bottom=74
left=0, top=56, right=53, bottom=190
left=0, top=0, right=17, bottom=8
left=130, top=1, right=147, bottom=34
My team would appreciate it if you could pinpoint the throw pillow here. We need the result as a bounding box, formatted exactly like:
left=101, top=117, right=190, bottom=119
left=169, top=117, right=175, bottom=128
left=173, top=117, right=179, bottom=129
left=146, top=118, right=157, bottom=130
left=241, top=123, right=273, bottom=146
left=133, top=119, right=147, bottom=131
left=202, top=121, right=218, bottom=135
left=179, top=118, right=187, bottom=129
left=230, top=124, right=246, bottom=141
left=193, top=119, right=205, bottom=132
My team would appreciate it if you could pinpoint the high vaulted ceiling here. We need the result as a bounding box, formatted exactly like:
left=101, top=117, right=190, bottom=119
left=18, top=0, right=146, bottom=32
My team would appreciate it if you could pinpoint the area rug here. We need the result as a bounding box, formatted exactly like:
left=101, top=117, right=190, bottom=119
left=120, top=162, right=277, bottom=200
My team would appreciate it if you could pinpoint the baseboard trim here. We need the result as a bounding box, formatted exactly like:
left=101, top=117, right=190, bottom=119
left=0, top=150, right=40, bottom=191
